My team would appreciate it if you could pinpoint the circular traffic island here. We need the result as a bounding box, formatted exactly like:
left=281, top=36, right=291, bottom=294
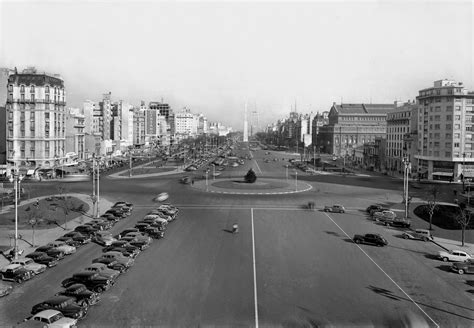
left=193, top=178, right=312, bottom=195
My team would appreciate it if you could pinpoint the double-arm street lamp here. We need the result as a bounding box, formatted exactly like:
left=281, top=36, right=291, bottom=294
left=9, top=170, right=24, bottom=260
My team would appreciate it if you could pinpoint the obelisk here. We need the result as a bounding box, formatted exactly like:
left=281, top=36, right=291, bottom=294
left=243, top=102, right=249, bottom=142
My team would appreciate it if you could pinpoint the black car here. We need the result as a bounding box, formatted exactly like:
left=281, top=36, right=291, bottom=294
left=105, top=209, right=126, bottom=219
left=25, top=252, right=59, bottom=267
left=56, top=283, right=100, bottom=307
left=100, top=214, right=120, bottom=223
left=56, top=236, right=82, bottom=247
left=35, top=246, right=65, bottom=260
left=0, top=264, right=34, bottom=283
left=353, top=234, right=388, bottom=247
left=119, top=236, right=149, bottom=250
left=116, top=228, right=140, bottom=239
left=61, top=272, right=113, bottom=293
left=135, top=223, right=151, bottom=232
left=386, top=218, right=411, bottom=228
left=31, top=295, right=87, bottom=320
left=104, top=241, right=140, bottom=255
left=63, top=231, right=91, bottom=244
left=144, top=227, right=165, bottom=239
left=92, top=257, right=127, bottom=273
left=74, top=225, right=99, bottom=237
left=101, top=247, right=136, bottom=258
left=366, top=205, right=390, bottom=215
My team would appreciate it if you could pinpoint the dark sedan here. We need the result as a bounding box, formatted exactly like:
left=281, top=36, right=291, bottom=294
left=25, top=252, right=59, bottom=267
left=56, top=283, right=100, bottom=307
left=31, top=295, right=87, bottom=320
left=35, top=246, right=65, bottom=260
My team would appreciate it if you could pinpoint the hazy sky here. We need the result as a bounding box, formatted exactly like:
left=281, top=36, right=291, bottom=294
left=0, top=0, right=472, bottom=130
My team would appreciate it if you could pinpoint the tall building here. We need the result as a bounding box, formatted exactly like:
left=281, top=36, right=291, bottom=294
left=173, top=107, right=197, bottom=137
left=149, top=101, right=171, bottom=120
left=386, top=101, right=417, bottom=174
left=317, top=103, right=395, bottom=156
left=416, top=79, right=474, bottom=180
left=64, top=108, right=85, bottom=160
left=0, top=68, right=15, bottom=167
left=3, top=67, right=66, bottom=175
left=132, top=106, right=146, bottom=147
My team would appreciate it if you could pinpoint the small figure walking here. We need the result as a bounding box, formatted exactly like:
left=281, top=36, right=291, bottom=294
left=232, top=223, right=239, bottom=234
left=191, top=179, right=194, bottom=185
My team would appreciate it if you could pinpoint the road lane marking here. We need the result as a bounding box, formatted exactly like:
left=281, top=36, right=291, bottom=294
left=251, top=208, right=259, bottom=328
left=253, top=158, right=263, bottom=174
left=323, top=212, right=440, bottom=328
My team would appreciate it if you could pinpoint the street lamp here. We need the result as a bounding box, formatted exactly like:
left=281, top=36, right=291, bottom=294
left=402, top=156, right=411, bottom=219
left=9, top=171, right=24, bottom=260
left=462, top=152, right=466, bottom=191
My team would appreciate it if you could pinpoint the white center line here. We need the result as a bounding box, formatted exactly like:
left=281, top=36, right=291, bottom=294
left=323, top=212, right=440, bottom=328
left=253, top=158, right=263, bottom=174
left=251, top=208, right=259, bottom=328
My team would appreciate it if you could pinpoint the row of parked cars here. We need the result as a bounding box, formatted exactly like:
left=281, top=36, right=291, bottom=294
left=18, top=202, right=180, bottom=327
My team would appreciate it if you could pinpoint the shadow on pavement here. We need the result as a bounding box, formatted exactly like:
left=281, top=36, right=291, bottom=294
left=436, top=265, right=454, bottom=273
left=221, top=229, right=234, bottom=234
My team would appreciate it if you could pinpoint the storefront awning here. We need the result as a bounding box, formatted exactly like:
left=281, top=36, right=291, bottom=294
left=432, top=172, right=453, bottom=177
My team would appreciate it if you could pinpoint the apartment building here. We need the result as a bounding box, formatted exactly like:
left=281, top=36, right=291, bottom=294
left=3, top=68, right=66, bottom=175
left=386, top=101, right=417, bottom=174
left=416, top=79, right=474, bottom=180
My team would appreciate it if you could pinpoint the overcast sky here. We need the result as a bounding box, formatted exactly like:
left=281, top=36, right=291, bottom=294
left=0, top=0, right=472, bottom=130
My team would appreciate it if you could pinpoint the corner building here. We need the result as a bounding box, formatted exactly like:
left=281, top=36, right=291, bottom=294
left=416, top=80, right=474, bottom=180
left=4, top=69, right=66, bottom=175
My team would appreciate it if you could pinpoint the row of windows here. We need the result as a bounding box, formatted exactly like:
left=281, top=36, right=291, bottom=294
left=419, top=88, right=464, bottom=97
left=8, top=84, right=64, bottom=94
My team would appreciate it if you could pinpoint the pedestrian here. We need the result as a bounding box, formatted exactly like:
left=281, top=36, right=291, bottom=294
left=191, top=179, right=194, bottom=185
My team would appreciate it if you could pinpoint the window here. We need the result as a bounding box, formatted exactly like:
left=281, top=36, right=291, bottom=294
left=20, top=85, right=25, bottom=93
left=446, top=115, right=452, bottom=120
left=454, top=143, right=460, bottom=147
left=434, top=151, right=439, bottom=156
left=435, top=106, right=441, bottom=112
left=454, top=133, right=460, bottom=138
left=456, top=106, right=461, bottom=110
left=8, top=84, right=12, bottom=91
left=455, top=115, right=461, bottom=120
left=446, top=151, right=451, bottom=157
left=445, top=142, right=451, bottom=148
left=434, top=124, right=440, bottom=129
left=434, top=142, right=440, bottom=147
left=454, top=124, right=460, bottom=130
left=45, top=85, right=49, bottom=93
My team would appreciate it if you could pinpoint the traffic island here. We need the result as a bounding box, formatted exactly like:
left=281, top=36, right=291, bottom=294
left=191, top=178, right=312, bottom=195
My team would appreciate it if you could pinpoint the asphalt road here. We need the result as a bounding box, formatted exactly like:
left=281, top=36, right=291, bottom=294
left=1, top=146, right=473, bottom=327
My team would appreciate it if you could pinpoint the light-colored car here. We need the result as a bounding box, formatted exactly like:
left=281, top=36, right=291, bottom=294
left=373, top=210, right=397, bottom=221
left=324, top=204, right=345, bottom=213
left=0, top=281, right=13, bottom=297
left=47, top=241, right=76, bottom=255
left=125, top=232, right=152, bottom=244
left=20, top=309, right=78, bottom=328
left=402, top=229, right=433, bottom=242
left=101, top=251, right=134, bottom=268
left=92, top=232, right=117, bottom=246
left=438, top=250, right=472, bottom=262
left=10, top=258, right=47, bottom=275
left=83, top=263, right=120, bottom=281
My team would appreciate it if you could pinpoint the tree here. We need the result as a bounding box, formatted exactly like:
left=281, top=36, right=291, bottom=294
left=456, top=203, right=472, bottom=247
left=426, top=186, right=440, bottom=230
left=244, top=168, right=257, bottom=183
left=56, top=184, right=73, bottom=230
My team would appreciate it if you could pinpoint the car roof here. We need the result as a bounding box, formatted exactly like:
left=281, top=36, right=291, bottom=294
left=2, top=263, right=22, bottom=270
left=42, top=295, right=72, bottom=304
left=33, top=309, right=63, bottom=318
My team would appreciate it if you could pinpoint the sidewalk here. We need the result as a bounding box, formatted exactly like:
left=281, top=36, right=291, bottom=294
left=0, top=193, right=113, bottom=268
left=432, top=236, right=474, bottom=254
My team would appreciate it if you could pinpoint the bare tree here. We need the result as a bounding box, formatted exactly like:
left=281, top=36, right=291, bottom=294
left=56, top=184, right=72, bottom=230
left=425, top=186, right=440, bottom=231
left=456, top=203, right=472, bottom=247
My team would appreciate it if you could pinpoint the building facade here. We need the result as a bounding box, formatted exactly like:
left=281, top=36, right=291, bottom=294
left=4, top=68, right=66, bottom=175
left=317, top=103, right=395, bottom=157
left=416, top=79, right=474, bottom=180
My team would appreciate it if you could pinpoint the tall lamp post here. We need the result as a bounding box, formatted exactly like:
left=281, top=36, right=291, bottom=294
left=462, top=152, right=466, bottom=191
left=9, top=171, right=24, bottom=260
left=403, top=156, right=411, bottom=219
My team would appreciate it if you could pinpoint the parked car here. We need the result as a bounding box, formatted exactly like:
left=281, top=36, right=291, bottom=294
left=144, top=227, right=165, bottom=239
left=383, top=218, right=411, bottom=228
left=56, top=283, right=100, bottom=307
left=135, top=222, right=151, bottom=232
left=438, top=250, right=472, bottom=262
left=99, top=214, right=120, bottom=224
left=31, top=296, right=87, bottom=320
left=55, top=236, right=82, bottom=248
left=324, top=204, right=345, bottom=213
left=373, top=210, right=397, bottom=221
left=89, top=219, right=113, bottom=230
left=47, top=241, right=76, bottom=255
left=116, top=228, right=140, bottom=239
left=0, top=263, right=34, bottom=283
left=61, top=272, right=113, bottom=293
left=402, top=229, right=433, bottom=241
left=353, top=234, right=388, bottom=247
left=99, top=251, right=134, bottom=268
left=82, top=263, right=120, bottom=281
left=25, top=252, right=59, bottom=267
left=0, top=281, right=13, bottom=297
left=35, top=246, right=65, bottom=260
left=63, top=231, right=91, bottom=245
left=119, top=236, right=150, bottom=250
left=113, top=201, right=133, bottom=210
left=124, top=232, right=152, bottom=245
left=22, top=309, right=78, bottom=328
left=92, top=231, right=117, bottom=246
left=103, top=241, right=140, bottom=256
left=92, top=258, right=127, bottom=273
left=10, top=258, right=47, bottom=275
left=366, top=205, right=389, bottom=214
left=451, top=259, right=474, bottom=274
left=74, top=225, right=98, bottom=237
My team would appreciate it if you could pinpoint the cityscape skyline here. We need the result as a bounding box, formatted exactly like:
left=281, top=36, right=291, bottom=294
left=0, top=1, right=472, bottom=130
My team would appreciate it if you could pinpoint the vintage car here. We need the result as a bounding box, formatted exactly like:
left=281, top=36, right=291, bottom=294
left=31, top=296, right=87, bottom=320
left=438, top=250, right=472, bottom=262
left=103, top=241, right=140, bottom=256
left=451, top=259, right=474, bottom=275
left=92, top=258, right=128, bottom=273
left=402, top=229, right=433, bottom=242
left=92, top=232, right=117, bottom=246
left=0, top=264, right=34, bottom=283
left=35, top=246, right=65, bottom=260
left=21, top=309, right=78, bottom=327
left=47, top=241, right=76, bottom=255
left=63, top=231, right=91, bottom=245
left=98, top=251, right=134, bottom=268
left=372, top=210, right=397, bottom=222
left=56, top=283, right=100, bottom=307
left=353, top=234, right=388, bottom=247
left=324, top=204, right=345, bottom=213
left=25, top=252, right=59, bottom=267
left=61, top=272, right=113, bottom=293
left=10, top=258, right=47, bottom=275
left=82, top=263, right=120, bottom=281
